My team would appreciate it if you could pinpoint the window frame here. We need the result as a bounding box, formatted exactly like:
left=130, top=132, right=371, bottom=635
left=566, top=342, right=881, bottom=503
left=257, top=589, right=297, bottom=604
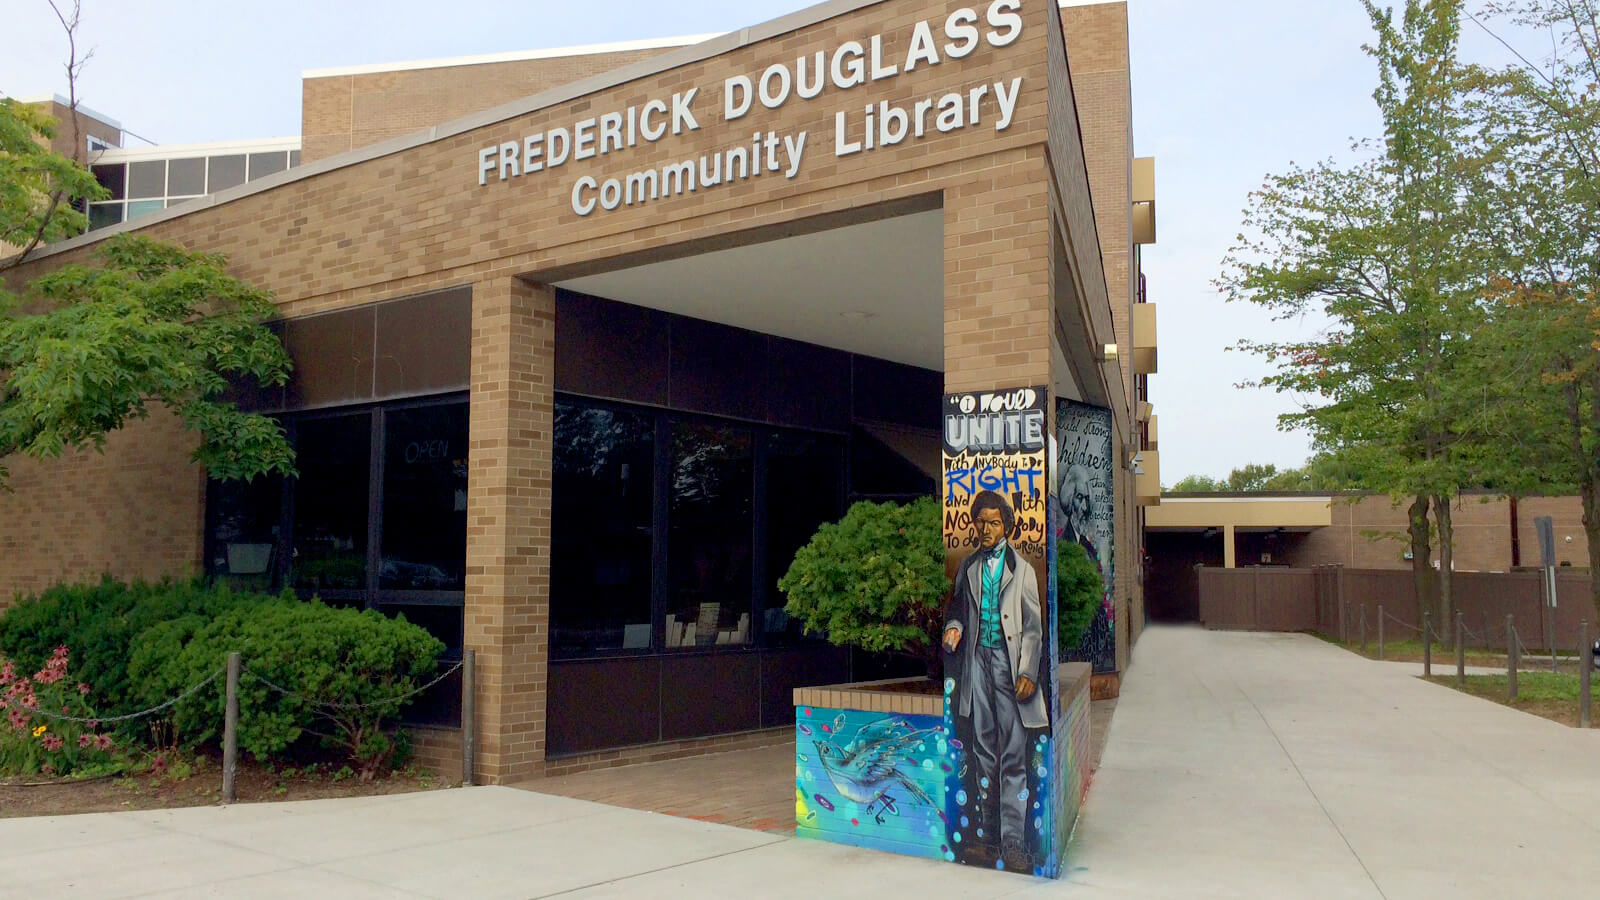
left=550, top=392, right=848, bottom=662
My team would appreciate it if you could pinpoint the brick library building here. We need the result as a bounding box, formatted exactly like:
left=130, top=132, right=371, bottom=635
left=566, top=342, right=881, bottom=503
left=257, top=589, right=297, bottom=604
left=2, top=0, right=1159, bottom=783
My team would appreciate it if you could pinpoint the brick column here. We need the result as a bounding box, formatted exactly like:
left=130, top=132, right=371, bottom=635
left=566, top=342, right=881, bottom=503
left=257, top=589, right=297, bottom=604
left=465, top=274, right=555, bottom=784
left=943, top=167, right=1052, bottom=393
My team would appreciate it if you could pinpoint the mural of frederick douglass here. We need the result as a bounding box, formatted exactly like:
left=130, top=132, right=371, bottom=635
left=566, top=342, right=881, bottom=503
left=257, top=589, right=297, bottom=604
left=941, top=489, right=1045, bottom=871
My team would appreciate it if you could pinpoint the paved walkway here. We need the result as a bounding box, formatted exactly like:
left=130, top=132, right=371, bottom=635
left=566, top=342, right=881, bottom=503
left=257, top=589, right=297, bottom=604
left=1070, top=626, right=1600, bottom=898
left=4, top=626, right=1596, bottom=897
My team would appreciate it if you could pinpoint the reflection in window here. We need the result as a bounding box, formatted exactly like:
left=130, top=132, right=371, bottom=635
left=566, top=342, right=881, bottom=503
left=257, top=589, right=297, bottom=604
left=291, top=414, right=371, bottom=596
left=380, top=405, right=468, bottom=592
left=207, top=474, right=284, bottom=591
left=669, top=421, right=753, bottom=648
left=551, top=402, right=655, bottom=656
left=763, top=432, right=845, bottom=644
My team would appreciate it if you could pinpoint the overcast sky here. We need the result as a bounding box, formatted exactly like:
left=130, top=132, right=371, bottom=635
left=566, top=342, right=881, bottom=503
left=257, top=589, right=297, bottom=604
left=1, top=0, right=1531, bottom=482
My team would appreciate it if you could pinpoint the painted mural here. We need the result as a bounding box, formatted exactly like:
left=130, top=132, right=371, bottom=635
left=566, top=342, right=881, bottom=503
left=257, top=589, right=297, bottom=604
left=1056, top=400, right=1116, bottom=673
left=795, top=707, right=952, bottom=859
left=939, top=386, right=1054, bottom=874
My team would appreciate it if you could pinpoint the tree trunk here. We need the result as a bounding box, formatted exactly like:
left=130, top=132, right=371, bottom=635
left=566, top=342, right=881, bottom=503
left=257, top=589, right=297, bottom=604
left=1433, top=495, right=1454, bottom=641
left=1408, top=495, right=1436, bottom=638
left=1584, top=468, right=1600, bottom=629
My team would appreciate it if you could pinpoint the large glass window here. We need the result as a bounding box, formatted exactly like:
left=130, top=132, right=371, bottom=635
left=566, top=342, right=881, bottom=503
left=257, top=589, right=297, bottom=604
left=380, top=404, right=469, bottom=593
left=549, top=396, right=851, bottom=658
left=550, top=404, right=655, bottom=657
left=290, top=413, right=371, bottom=599
left=669, top=421, right=754, bottom=649
left=763, top=431, right=845, bottom=644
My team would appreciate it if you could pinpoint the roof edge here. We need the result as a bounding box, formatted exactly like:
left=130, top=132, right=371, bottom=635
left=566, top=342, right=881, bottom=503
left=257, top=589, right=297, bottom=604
left=301, top=33, right=723, bottom=79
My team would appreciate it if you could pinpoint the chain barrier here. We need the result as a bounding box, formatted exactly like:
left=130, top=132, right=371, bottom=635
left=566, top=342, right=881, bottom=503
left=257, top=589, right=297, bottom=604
left=243, top=660, right=464, bottom=712
left=1382, top=610, right=1424, bottom=634
left=1, top=666, right=226, bottom=725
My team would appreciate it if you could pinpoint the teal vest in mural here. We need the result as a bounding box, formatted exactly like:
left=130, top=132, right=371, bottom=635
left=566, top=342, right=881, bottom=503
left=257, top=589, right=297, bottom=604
left=978, top=546, right=1005, bottom=649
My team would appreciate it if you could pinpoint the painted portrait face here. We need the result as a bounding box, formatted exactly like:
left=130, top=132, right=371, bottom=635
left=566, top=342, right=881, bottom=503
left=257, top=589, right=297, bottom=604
left=975, top=505, right=1006, bottom=550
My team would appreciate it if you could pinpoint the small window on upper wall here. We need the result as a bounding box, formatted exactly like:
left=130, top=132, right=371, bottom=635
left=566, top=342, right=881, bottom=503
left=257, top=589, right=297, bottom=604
left=126, top=160, right=165, bottom=199
left=92, top=163, right=125, bottom=200
left=208, top=155, right=246, bottom=192
left=247, top=151, right=287, bottom=181
left=167, top=157, right=205, bottom=196
left=125, top=199, right=165, bottom=221
left=88, top=202, right=124, bottom=231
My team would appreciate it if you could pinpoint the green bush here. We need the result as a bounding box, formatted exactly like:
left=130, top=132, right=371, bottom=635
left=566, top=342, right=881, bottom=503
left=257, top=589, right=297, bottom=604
left=778, top=498, right=952, bottom=674
left=1056, top=539, right=1103, bottom=651
left=0, top=577, right=283, bottom=718
left=150, top=601, right=444, bottom=778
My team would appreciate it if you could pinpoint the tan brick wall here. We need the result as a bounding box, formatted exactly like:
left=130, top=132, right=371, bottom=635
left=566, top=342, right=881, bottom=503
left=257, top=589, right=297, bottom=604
left=6, top=0, right=1133, bottom=779
left=1275, top=493, right=1591, bottom=572
left=0, top=408, right=204, bottom=605
left=302, top=48, right=677, bottom=163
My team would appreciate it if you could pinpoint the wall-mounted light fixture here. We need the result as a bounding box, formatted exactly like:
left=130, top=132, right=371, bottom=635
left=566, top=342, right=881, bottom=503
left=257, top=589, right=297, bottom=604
left=1101, top=343, right=1119, bottom=362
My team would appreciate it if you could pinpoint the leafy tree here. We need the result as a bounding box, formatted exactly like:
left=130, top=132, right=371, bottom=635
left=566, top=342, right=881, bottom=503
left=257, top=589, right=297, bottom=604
left=1469, top=0, right=1600, bottom=621
left=0, top=97, right=103, bottom=257
left=1220, top=0, right=1492, bottom=627
left=1168, top=474, right=1222, bottom=493
left=0, top=235, right=296, bottom=485
left=778, top=498, right=952, bottom=678
left=1056, top=539, right=1101, bottom=650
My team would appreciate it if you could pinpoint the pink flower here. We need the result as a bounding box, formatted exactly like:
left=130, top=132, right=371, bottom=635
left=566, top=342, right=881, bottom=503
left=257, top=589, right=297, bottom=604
left=42, top=734, right=63, bottom=752
left=7, top=709, right=28, bottom=731
left=94, top=734, right=113, bottom=751
left=77, top=683, right=90, bottom=696
left=40, top=763, right=54, bottom=777
left=78, top=733, right=93, bottom=748
left=0, top=661, right=14, bottom=684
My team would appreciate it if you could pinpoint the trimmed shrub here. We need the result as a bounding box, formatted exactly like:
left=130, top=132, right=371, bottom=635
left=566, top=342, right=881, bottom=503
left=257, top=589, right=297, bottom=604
left=150, top=601, right=444, bottom=778
left=0, top=577, right=283, bottom=718
left=778, top=497, right=952, bottom=675
left=1056, top=539, right=1103, bottom=651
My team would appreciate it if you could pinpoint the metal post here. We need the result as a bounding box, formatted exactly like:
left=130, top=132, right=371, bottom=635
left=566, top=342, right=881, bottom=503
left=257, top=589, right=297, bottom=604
left=1341, top=600, right=1349, bottom=643
left=1456, top=612, right=1466, bottom=688
left=1507, top=615, right=1518, bottom=702
left=222, top=652, right=241, bottom=804
left=461, top=649, right=476, bottom=786
left=1546, top=568, right=1559, bottom=673
left=1377, top=606, right=1385, bottom=660
left=1360, top=606, right=1368, bottom=655
left=1580, top=621, right=1592, bottom=729
left=1423, top=613, right=1432, bottom=678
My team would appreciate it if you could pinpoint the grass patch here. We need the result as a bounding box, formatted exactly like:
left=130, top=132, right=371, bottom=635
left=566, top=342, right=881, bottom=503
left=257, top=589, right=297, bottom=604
left=1423, top=672, right=1592, bottom=728
left=1316, top=632, right=1581, bottom=670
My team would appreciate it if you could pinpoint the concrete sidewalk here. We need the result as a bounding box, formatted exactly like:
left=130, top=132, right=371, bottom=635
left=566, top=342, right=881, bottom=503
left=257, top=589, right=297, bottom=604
left=3, top=626, right=1597, bottom=898
left=1069, top=626, right=1600, bottom=899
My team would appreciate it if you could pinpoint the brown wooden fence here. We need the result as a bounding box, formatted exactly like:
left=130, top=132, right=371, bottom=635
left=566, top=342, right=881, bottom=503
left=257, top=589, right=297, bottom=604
left=1197, top=566, right=1595, bottom=650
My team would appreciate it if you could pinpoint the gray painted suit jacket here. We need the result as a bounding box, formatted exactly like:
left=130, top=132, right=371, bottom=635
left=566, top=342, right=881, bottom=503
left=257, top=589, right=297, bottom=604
left=943, top=545, right=1048, bottom=729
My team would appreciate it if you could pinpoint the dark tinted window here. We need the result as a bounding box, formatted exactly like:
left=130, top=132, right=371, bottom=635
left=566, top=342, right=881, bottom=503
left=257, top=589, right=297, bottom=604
left=208, top=155, right=246, bottom=192
left=92, top=162, right=125, bottom=200
left=88, top=203, right=123, bottom=231
left=668, top=421, right=753, bottom=648
left=551, top=403, right=655, bottom=657
left=763, top=431, right=844, bottom=644
left=206, top=474, right=284, bottom=591
left=291, top=413, right=371, bottom=596
left=126, top=160, right=165, bottom=199
left=167, top=157, right=205, bottom=195
left=380, top=404, right=468, bottom=592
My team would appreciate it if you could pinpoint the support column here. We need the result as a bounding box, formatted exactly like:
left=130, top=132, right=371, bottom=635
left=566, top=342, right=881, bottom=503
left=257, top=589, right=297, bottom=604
left=1224, top=524, right=1237, bottom=569
left=464, top=274, right=555, bottom=784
